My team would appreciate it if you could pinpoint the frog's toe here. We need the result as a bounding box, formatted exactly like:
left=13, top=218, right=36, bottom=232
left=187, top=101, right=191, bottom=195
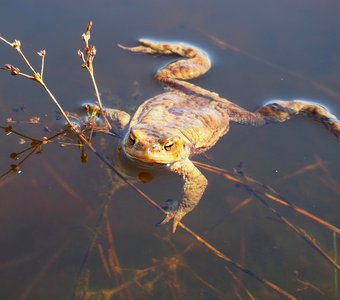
left=157, top=213, right=173, bottom=226
left=157, top=213, right=182, bottom=233
left=118, top=43, right=157, bottom=54
left=171, top=216, right=182, bottom=233
left=157, top=199, right=182, bottom=232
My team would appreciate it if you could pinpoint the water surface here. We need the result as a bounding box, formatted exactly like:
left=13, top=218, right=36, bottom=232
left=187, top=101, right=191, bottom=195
left=0, top=1, right=339, bottom=299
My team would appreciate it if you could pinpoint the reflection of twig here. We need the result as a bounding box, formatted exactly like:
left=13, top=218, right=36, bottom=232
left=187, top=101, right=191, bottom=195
left=293, top=270, right=324, bottom=295
left=0, top=126, right=66, bottom=180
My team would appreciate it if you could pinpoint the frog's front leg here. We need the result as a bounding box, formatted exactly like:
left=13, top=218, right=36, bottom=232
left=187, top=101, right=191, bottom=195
left=84, top=104, right=131, bottom=137
left=159, top=159, right=208, bottom=233
left=104, top=108, right=131, bottom=136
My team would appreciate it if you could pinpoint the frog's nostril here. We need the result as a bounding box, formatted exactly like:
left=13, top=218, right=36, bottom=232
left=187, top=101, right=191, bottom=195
left=135, top=142, right=146, bottom=151
left=152, top=144, right=162, bottom=151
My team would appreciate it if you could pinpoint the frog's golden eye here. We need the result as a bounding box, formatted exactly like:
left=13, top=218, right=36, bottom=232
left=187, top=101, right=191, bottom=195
left=164, top=141, right=174, bottom=151
left=128, top=133, right=136, bottom=145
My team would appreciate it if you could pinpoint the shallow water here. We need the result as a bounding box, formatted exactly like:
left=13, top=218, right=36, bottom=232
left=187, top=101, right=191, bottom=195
left=0, top=1, right=339, bottom=299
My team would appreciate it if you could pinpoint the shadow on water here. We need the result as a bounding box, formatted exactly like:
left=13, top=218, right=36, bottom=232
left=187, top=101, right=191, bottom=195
left=0, top=1, right=339, bottom=299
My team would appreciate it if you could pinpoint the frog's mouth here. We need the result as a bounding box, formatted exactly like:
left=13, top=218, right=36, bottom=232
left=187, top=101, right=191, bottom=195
left=123, top=150, right=174, bottom=166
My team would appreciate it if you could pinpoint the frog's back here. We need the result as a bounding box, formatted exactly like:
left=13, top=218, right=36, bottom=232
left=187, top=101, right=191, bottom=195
left=129, top=91, right=230, bottom=153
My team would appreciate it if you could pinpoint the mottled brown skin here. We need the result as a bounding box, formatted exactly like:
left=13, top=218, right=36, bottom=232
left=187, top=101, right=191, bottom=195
left=103, top=39, right=340, bottom=232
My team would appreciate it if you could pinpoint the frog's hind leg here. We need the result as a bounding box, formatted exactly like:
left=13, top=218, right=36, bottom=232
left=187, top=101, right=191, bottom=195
left=256, top=100, right=340, bottom=139
left=118, top=39, right=214, bottom=94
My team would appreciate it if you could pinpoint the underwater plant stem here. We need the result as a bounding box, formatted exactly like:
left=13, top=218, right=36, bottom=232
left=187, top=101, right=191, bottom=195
left=83, top=147, right=295, bottom=299
left=181, top=223, right=297, bottom=300
left=194, top=161, right=340, bottom=235
left=242, top=178, right=340, bottom=270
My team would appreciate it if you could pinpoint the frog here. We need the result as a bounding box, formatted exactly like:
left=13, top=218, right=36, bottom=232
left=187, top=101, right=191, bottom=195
left=91, top=39, right=340, bottom=233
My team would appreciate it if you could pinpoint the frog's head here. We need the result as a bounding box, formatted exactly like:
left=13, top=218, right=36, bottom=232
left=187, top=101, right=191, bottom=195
left=122, top=126, right=189, bottom=164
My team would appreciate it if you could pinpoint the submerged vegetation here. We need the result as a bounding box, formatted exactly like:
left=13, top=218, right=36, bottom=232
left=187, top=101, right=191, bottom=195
left=0, top=22, right=339, bottom=299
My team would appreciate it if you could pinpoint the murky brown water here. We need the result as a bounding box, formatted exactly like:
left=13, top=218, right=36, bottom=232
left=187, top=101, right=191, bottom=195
left=0, top=1, right=339, bottom=299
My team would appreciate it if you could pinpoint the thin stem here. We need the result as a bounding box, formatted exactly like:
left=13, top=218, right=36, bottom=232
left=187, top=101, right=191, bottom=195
left=0, top=35, right=76, bottom=133
left=40, top=82, right=79, bottom=131
left=0, top=36, right=37, bottom=74
left=86, top=66, right=112, bottom=129
left=0, top=35, right=13, bottom=47
left=17, top=48, right=37, bottom=75
left=19, top=73, right=35, bottom=80
left=41, top=54, right=45, bottom=79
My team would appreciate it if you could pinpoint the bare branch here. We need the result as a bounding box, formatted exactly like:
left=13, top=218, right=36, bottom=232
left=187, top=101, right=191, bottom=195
left=37, top=49, right=46, bottom=79
left=79, top=21, right=112, bottom=129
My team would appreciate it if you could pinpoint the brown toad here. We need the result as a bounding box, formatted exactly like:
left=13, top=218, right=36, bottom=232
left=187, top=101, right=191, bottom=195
left=96, top=39, right=340, bottom=232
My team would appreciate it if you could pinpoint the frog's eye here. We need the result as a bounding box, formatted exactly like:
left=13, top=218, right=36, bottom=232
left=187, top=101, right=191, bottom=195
left=164, top=141, right=174, bottom=151
left=128, top=133, right=136, bottom=145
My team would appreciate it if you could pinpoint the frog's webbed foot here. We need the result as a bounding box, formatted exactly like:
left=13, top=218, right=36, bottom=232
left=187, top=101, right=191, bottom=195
left=118, top=39, right=199, bottom=57
left=118, top=40, right=162, bottom=55
left=157, top=199, right=182, bottom=233
left=118, top=39, right=211, bottom=84
left=256, top=100, right=340, bottom=140
left=229, top=100, right=340, bottom=140
left=157, top=159, right=208, bottom=233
